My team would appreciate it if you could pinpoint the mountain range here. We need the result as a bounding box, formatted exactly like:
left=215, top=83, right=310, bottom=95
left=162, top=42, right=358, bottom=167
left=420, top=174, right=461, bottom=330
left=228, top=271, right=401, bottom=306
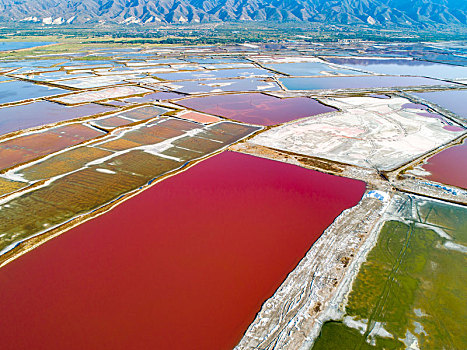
left=0, top=0, right=465, bottom=27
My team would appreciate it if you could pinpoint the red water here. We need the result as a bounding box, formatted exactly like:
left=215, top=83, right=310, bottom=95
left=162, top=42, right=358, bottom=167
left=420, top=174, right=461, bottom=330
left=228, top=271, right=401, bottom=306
left=0, top=151, right=365, bottom=350
left=422, top=139, right=467, bottom=189
left=176, top=92, right=336, bottom=126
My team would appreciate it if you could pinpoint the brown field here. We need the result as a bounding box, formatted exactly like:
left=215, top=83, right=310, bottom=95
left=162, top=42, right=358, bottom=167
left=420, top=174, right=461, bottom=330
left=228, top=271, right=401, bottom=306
left=91, top=116, right=134, bottom=130
left=0, top=177, right=28, bottom=197
left=20, top=146, right=113, bottom=181
left=0, top=124, right=105, bottom=171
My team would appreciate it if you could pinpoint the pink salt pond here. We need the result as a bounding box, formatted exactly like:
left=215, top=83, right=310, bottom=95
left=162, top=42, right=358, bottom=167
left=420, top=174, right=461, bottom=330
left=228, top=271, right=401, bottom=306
left=419, top=138, right=467, bottom=189
left=0, top=151, right=365, bottom=350
left=176, top=92, right=336, bottom=126
left=177, top=110, right=221, bottom=124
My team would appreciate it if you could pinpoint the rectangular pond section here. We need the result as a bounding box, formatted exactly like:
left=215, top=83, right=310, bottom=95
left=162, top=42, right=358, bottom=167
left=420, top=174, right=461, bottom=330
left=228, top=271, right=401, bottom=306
left=0, top=151, right=366, bottom=350
left=0, top=124, right=105, bottom=170
left=0, top=101, right=115, bottom=136
left=251, top=96, right=463, bottom=170
left=0, top=41, right=57, bottom=51
left=413, top=90, right=467, bottom=120
left=0, top=80, right=67, bottom=104
left=280, top=76, right=455, bottom=91
left=411, top=137, right=467, bottom=189
left=50, top=86, right=152, bottom=105
left=153, top=67, right=274, bottom=81
left=327, top=57, right=467, bottom=80
left=176, top=93, right=336, bottom=126
left=159, top=77, right=280, bottom=94
left=266, top=62, right=365, bottom=76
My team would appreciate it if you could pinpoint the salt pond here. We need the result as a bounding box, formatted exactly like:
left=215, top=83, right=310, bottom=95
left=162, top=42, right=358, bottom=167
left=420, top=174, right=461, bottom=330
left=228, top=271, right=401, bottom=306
left=157, top=78, right=280, bottom=94
left=327, top=57, right=467, bottom=80
left=0, top=151, right=365, bottom=350
left=176, top=92, right=335, bottom=126
left=0, top=101, right=114, bottom=136
left=413, top=90, right=467, bottom=120
left=154, top=67, right=274, bottom=81
left=280, top=76, right=455, bottom=91
left=0, top=80, right=67, bottom=104
left=0, top=41, right=56, bottom=51
left=266, top=62, right=365, bottom=76
left=414, top=137, right=467, bottom=189
left=251, top=96, right=463, bottom=170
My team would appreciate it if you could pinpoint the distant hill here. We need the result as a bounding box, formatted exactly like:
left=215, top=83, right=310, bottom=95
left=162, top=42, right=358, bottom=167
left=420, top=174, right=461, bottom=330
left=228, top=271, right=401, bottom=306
left=0, top=0, right=465, bottom=27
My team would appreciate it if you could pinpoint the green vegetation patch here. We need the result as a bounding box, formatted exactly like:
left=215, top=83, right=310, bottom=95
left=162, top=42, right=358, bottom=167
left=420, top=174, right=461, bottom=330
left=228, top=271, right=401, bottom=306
left=313, top=195, right=467, bottom=350
left=313, top=321, right=403, bottom=350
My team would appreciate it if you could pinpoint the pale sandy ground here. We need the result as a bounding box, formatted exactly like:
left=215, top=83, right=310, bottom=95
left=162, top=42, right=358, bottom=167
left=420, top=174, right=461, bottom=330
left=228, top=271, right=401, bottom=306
left=251, top=96, right=465, bottom=171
